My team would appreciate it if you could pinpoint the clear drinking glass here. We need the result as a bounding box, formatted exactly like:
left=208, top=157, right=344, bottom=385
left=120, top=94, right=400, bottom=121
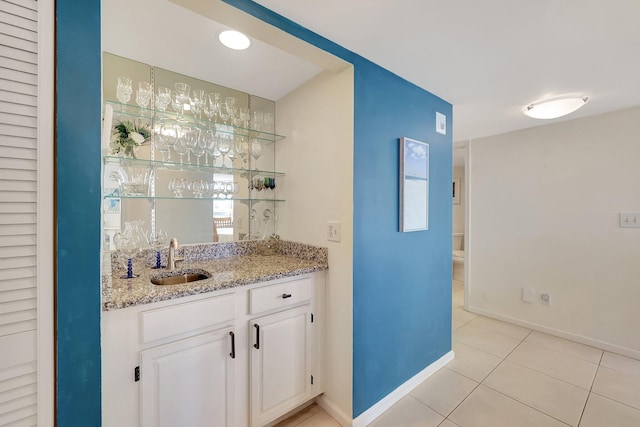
left=155, top=87, right=172, bottom=112
left=234, top=135, right=249, bottom=169
left=190, top=89, right=205, bottom=121
left=217, top=134, right=231, bottom=167
left=205, top=93, right=220, bottom=122
left=250, top=138, right=263, bottom=170
left=147, top=229, right=167, bottom=268
left=169, top=178, right=188, bottom=198
left=116, top=76, right=133, bottom=106
left=173, top=128, right=190, bottom=164
left=190, top=179, right=209, bottom=198
left=136, top=81, right=152, bottom=108
left=174, top=82, right=191, bottom=121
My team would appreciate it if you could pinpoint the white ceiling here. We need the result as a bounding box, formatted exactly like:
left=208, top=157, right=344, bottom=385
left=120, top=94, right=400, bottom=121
left=103, top=0, right=640, bottom=144
left=254, top=0, right=640, bottom=142
left=102, top=0, right=324, bottom=101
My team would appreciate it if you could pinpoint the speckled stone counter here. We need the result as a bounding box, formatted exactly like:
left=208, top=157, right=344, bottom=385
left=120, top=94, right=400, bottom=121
left=102, top=240, right=328, bottom=311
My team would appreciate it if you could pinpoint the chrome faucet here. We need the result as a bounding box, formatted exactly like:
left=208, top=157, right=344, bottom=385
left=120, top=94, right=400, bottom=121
left=168, top=237, right=183, bottom=270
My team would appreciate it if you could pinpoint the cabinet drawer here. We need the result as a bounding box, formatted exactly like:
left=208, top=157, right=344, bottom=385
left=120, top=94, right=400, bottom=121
left=250, top=278, right=312, bottom=314
left=140, top=293, right=235, bottom=344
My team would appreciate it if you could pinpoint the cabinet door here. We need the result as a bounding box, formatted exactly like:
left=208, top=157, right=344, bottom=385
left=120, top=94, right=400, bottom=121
left=140, top=327, right=236, bottom=427
left=250, top=305, right=312, bottom=427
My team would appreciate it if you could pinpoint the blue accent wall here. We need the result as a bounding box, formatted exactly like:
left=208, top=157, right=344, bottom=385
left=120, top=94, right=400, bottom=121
left=223, top=0, right=453, bottom=418
left=56, top=0, right=102, bottom=425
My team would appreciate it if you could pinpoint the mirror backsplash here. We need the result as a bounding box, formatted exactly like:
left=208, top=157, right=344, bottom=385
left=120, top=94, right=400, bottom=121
left=102, top=52, right=282, bottom=251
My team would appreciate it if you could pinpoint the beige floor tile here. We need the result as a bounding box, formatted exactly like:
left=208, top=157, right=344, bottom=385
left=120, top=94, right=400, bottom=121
left=410, top=368, right=478, bottom=417
left=452, top=280, right=464, bottom=294
left=579, top=393, right=640, bottom=427
left=452, top=291, right=464, bottom=308
left=452, top=317, right=469, bottom=331
left=448, top=385, right=567, bottom=427
left=507, top=341, right=598, bottom=389
left=438, top=420, right=460, bottom=427
left=484, top=360, right=588, bottom=426
left=468, top=316, right=531, bottom=340
left=453, top=324, right=523, bottom=358
left=525, top=331, right=603, bottom=364
left=600, top=351, right=640, bottom=376
left=367, top=396, right=443, bottom=427
left=447, top=342, right=503, bottom=382
left=592, top=365, right=640, bottom=410
left=452, top=307, right=477, bottom=326
left=297, top=411, right=341, bottom=427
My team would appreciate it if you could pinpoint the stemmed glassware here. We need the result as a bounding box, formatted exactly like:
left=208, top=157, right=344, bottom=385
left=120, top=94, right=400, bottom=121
left=204, top=128, right=218, bottom=166
left=234, top=135, right=249, bottom=169
left=173, top=82, right=191, bottom=121
left=169, top=178, right=188, bottom=197
left=116, top=77, right=133, bottom=108
left=113, top=220, right=146, bottom=278
left=173, top=127, right=190, bottom=164
left=136, top=81, right=153, bottom=109
left=147, top=229, right=167, bottom=269
left=158, top=122, right=178, bottom=161
left=190, top=89, right=205, bottom=121
left=204, top=93, right=220, bottom=122
left=238, top=107, right=251, bottom=128
left=217, top=134, right=232, bottom=167
left=189, top=179, right=209, bottom=198
left=250, top=138, right=263, bottom=170
left=190, top=128, right=207, bottom=166
left=155, top=87, right=172, bottom=112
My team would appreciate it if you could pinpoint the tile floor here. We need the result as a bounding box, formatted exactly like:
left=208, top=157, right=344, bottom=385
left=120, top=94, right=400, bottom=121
left=278, top=279, right=640, bottom=426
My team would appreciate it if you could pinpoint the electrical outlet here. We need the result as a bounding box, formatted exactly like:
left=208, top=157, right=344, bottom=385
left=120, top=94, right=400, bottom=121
left=327, top=222, right=341, bottom=242
left=540, top=292, right=552, bottom=306
left=620, top=213, right=640, bottom=228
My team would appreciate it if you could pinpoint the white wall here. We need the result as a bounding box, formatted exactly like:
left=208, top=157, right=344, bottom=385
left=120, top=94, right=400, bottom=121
left=453, top=166, right=465, bottom=234
left=276, top=67, right=354, bottom=418
left=468, top=107, right=640, bottom=357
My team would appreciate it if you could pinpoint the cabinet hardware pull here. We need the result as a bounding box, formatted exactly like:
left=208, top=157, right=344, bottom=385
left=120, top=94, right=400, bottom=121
left=253, top=323, right=260, bottom=349
left=229, top=331, right=236, bottom=359
left=282, top=293, right=292, bottom=299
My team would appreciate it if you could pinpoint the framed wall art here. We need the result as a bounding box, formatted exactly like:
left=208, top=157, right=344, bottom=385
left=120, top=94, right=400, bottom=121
left=399, top=137, right=429, bottom=232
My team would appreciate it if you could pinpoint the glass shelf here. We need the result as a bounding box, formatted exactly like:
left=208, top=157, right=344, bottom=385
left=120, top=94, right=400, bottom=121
left=105, top=100, right=285, bottom=143
left=103, top=156, right=285, bottom=177
left=104, top=195, right=284, bottom=203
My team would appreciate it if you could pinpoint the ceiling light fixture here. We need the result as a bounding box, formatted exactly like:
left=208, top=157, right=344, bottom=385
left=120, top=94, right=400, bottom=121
left=524, top=97, right=589, bottom=120
left=218, top=30, right=251, bottom=50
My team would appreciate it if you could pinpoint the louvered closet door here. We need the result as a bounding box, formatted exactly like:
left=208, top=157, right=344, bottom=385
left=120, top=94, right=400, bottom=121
left=0, top=0, right=41, bottom=425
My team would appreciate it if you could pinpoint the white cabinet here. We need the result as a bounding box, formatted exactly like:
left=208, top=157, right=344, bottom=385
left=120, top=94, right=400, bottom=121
left=250, top=305, right=313, bottom=427
left=140, top=327, right=236, bottom=427
left=101, top=272, right=325, bottom=427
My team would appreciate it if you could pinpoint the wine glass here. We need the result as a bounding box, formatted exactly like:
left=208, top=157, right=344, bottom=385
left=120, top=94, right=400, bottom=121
left=238, top=107, right=251, bottom=128
left=174, top=82, right=191, bottom=121
left=218, top=103, right=231, bottom=125
left=217, top=134, right=231, bottom=167
left=155, top=87, right=171, bottom=112
left=189, top=179, right=209, bottom=198
left=147, top=229, right=167, bottom=268
left=205, top=93, right=220, bottom=122
left=116, top=76, right=132, bottom=107
left=169, top=178, right=188, bottom=197
left=190, top=129, right=207, bottom=166
left=158, top=122, right=178, bottom=161
left=234, top=135, right=249, bottom=169
left=190, top=89, right=205, bottom=121
left=173, top=128, right=189, bottom=164
left=136, top=81, right=152, bottom=109
left=250, top=138, right=263, bottom=170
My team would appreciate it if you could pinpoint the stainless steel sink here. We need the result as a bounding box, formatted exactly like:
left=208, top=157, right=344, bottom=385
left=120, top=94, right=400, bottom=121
left=150, top=269, right=210, bottom=286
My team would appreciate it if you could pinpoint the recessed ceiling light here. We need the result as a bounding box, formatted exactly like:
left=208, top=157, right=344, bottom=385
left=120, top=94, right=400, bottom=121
left=218, top=30, right=251, bottom=50
left=524, top=97, right=588, bottom=120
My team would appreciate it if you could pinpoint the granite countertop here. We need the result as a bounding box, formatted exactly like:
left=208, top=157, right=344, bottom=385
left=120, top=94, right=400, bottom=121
left=102, top=240, right=328, bottom=311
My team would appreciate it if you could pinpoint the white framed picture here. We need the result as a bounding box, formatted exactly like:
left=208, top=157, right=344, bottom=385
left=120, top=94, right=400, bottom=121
left=399, top=137, right=429, bottom=232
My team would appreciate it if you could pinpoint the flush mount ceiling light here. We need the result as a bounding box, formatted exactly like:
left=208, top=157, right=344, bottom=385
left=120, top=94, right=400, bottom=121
left=524, top=97, right=589, bottom=120
left=218, top=30, right=251, bottom=50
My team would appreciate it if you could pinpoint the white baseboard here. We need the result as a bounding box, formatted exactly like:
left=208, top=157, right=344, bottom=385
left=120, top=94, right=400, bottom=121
left=351, top=351, right=455, bottom=427
left=467, top=306, right=640, bottom=360
left=316, top=395, right=353, bottom=427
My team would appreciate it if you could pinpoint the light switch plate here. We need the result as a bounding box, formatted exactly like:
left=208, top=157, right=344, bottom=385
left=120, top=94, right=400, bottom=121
left=327, top=221, right=341, bottom=242
left=620, top=213, right=640, bottom=228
